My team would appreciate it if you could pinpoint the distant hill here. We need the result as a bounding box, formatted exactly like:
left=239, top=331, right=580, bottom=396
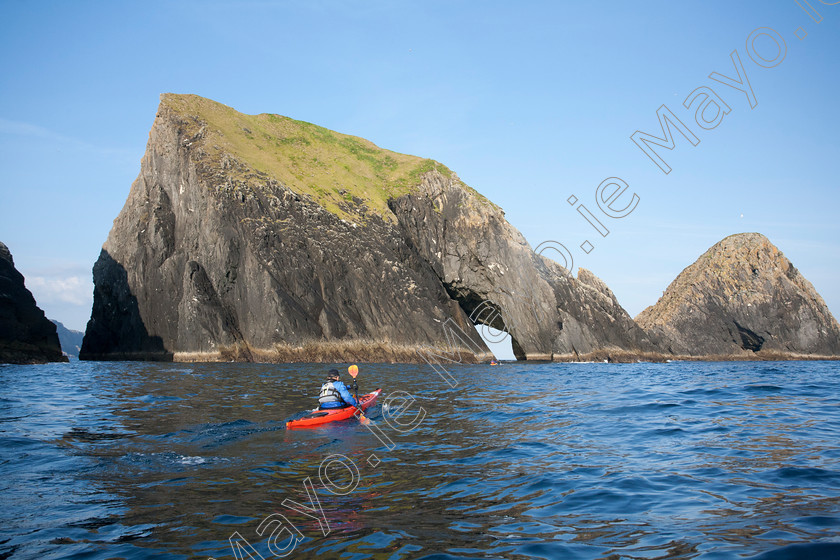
left=51, top=320, right=85, bottom=359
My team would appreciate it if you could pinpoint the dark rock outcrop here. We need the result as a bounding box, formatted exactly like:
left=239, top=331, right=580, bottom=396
left=0, top=241, right=67, bottom=364
left=51, top=320, right=85, bottom=359
left=636, top=233, right=840, bottom=357
left=81, top=94, right=657, bottom=362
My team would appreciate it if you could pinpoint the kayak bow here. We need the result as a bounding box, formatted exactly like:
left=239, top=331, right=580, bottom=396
left=286, top=389, right=382, bottom=429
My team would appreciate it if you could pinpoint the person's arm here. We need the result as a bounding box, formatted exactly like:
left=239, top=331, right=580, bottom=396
left=336, top=383, right=358, bottom=407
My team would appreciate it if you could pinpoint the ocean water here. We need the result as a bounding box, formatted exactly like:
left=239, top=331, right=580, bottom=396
left=1, top=360, right=839, bottom=559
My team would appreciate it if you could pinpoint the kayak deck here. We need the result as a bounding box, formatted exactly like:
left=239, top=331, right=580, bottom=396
left=286, top=389, right=381, bottom=429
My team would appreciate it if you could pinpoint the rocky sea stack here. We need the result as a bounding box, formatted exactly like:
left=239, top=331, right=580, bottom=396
left=0, top=241, right=67, bottom=364
left=81, top=94, right=655, bottom=362
left=636, top=233, right=840, bottom=358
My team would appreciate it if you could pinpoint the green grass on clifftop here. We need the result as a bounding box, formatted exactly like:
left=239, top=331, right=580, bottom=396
left=160, top=93, right=493, bottom=221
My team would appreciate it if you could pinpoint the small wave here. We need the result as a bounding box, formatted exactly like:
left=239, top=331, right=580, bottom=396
left=211, top=514, right=257, bottom=525
left=745, top=385, right=783, bottom=392
left=120, top=451, right=216, bottom=471
left=137, top=394, right=184, bottom=403
left=644, top=427, right=686, bottom=437
left=748, top=542, right=840, bottom=559
left=765, top=466, right=840, bottom=484
left=63, top=427, right=134, bottom=443
left=603, top=402, right=681, bottom=414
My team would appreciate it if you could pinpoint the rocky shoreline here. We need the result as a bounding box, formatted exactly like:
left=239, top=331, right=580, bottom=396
left=83, top=340, right=492, bottom=364
left=551, top=350, right=840, bottom=364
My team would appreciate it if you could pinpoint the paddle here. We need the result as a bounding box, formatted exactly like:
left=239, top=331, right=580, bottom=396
left=348, top=364, right=370, bottom=425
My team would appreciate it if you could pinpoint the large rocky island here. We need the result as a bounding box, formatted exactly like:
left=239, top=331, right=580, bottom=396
left=80, top=94, right=655, bottom=362
left=0, top=241, right=67, bottom=364
left=81, top=94, right=839, bottom=363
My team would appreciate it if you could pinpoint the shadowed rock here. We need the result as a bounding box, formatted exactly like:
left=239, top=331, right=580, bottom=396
left=80, top=250, right=171, bottom=361
left=0, top=241, right=67, bottom=364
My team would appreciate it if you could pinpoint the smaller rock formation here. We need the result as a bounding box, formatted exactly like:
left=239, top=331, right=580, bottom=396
left=636, top=233, right=840, bottom=357
left=0, top=242, right=67, bottom=364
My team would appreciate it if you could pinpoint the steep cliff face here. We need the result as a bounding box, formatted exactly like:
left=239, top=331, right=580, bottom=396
left=636, top=233, right=840, bottom=357
left=82, top=95, right=489, bottom=362
left=389, top=173, right=657, bottom=359
left=0, top=242, right=67, bottom=364
left=82, top=94, right=656, bottom=362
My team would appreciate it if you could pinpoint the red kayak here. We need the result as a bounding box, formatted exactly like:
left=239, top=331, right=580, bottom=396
left=286, top=389, right=382, bottom=429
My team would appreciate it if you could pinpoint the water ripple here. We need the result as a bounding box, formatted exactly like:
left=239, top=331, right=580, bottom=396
left=1, top=360, right=839, bottom=559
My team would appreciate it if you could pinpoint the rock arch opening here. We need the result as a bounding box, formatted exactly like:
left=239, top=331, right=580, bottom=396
left=443, top=284, right=525, bottom=361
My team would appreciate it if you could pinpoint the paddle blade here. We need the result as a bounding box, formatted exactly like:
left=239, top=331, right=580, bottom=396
left=348, top=364, right=359, bottom=378
left=354, top=408, right=370, bottom=425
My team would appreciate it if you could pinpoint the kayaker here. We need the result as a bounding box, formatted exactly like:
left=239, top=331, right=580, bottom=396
left=318, top=369, right=358, bottom=409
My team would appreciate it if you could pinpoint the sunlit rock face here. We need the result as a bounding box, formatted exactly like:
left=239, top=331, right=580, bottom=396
left=636, top=233, right=840, bottom=357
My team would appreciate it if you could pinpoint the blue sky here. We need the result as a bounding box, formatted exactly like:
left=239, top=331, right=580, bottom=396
left=1, top=1, right=838, bottom=359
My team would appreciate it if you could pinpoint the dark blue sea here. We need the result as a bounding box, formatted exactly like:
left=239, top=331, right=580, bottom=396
left=1, top=360, right=839, bottom=559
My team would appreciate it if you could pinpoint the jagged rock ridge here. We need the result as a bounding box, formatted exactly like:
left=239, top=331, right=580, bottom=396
left=636, top=233, right=840, bottom=357
left=81, top=93, right=654, bottom=362
left=0, top=241, right=67, bottom=364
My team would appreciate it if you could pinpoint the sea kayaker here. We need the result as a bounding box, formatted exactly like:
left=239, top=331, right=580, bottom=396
left=318, top=368, right=358, bottom=409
